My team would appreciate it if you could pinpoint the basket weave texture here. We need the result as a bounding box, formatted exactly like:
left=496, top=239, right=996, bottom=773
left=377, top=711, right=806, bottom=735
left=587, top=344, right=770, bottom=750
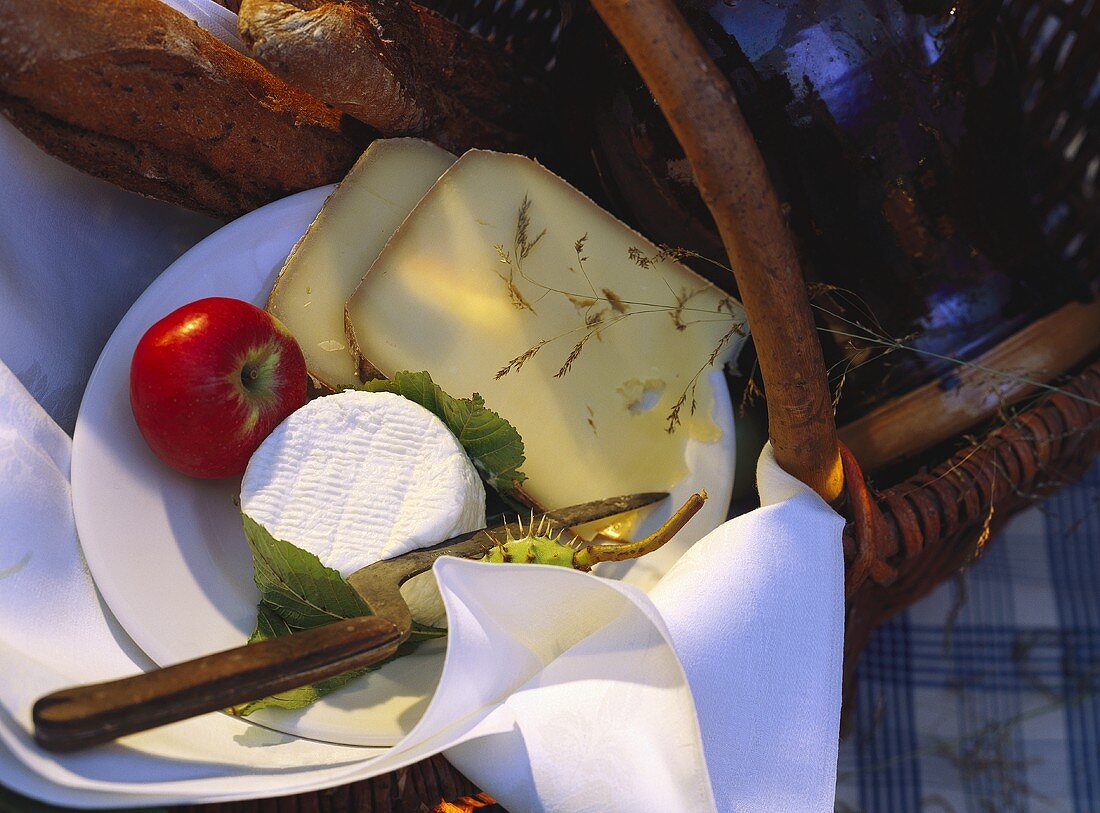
left=1005, top=0, right=1099, bottom=281
left=838, top=0, right=1099, bottom=700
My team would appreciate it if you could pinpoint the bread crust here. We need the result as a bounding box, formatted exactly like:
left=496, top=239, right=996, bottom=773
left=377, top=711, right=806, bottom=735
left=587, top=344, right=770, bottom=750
left=237, top=0, right=550, bottom=153
left=0, top=0, right=371, bottom=218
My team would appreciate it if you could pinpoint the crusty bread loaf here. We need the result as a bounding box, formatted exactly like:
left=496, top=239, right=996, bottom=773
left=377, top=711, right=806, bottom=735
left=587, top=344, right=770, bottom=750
left=237, top=0, right=550, bottom=154
left=0, top=0, right=371, bottom=218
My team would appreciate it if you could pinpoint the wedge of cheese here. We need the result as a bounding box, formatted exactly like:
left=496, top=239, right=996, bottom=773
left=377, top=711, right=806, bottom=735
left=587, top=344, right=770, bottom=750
left=241, top=390, right=485, bottom=578
left=267, top=139, right=456, bottom=391
left=346, top=151, right=747, bottom=509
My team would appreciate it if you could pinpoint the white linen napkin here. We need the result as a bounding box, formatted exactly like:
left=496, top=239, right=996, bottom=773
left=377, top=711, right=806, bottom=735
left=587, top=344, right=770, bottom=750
left=0, top=347, right=842, bottom=811
left=0, top=1, right=845, bottom=806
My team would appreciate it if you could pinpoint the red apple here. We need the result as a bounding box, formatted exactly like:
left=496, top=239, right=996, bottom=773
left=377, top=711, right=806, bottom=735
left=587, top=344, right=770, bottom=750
left=130, top=297, right=307, bottom=478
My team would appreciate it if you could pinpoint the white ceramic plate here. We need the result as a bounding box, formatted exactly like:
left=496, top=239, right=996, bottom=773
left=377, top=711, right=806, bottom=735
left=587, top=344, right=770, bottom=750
left=70, top=186, right=736, bottom=747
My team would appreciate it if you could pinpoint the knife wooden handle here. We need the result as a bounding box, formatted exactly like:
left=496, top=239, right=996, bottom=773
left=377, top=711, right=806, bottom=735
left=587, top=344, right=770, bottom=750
left=32, top=616, right=401, bottom=752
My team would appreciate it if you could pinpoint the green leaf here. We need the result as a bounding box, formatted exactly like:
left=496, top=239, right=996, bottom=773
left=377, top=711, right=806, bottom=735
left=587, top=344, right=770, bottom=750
left=237, top=515, right=452, bottom=715
left=243, top=513, right=372, bottom=626
left=361, top=370, right=527, bottom=496
left=237, top=515, right=449, bottom=714
left=235, top=514, right=379, bottom=714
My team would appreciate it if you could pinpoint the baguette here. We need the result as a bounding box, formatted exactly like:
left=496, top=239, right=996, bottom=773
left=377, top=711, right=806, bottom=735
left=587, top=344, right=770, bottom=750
left=0, top=0, right=371, bottom=218
left=237, top=0, right=550, bottom=154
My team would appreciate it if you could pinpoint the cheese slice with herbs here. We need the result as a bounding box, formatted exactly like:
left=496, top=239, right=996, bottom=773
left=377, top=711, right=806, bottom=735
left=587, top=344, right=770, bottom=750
left=240, top=390, right=485, bottom=579
left=267, top=139, right=456, bottom=391
left=346, top=150, right=747, bottom=509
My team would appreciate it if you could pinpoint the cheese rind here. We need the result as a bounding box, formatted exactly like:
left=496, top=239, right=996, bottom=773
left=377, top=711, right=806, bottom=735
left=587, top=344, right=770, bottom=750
left=267, top=139, right=456, bottom=391
left=346, top=151, right=747, bottom=509
left=241, top=390, right=485, bottom=577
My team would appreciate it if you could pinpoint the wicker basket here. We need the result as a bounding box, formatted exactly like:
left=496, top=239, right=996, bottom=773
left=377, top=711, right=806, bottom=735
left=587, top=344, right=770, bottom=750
left=182, top=0, right=1099, bottom=808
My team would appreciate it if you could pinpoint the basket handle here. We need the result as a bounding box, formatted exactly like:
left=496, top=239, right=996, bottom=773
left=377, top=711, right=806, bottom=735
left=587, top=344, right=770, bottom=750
left=587, top=0, right=843, bottom=502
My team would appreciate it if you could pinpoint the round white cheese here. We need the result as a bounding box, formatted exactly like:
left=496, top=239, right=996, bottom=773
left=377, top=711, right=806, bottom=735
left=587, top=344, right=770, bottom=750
left=241, top=390, right=486, bottom=582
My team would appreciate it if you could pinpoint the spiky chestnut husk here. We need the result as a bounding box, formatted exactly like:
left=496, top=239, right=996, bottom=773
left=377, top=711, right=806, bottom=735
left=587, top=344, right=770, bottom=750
left=479, top=491, right=708, bottom=570
left=480, top=514, right=578, bottom=567
left=404, top=492, right=707, bottom=629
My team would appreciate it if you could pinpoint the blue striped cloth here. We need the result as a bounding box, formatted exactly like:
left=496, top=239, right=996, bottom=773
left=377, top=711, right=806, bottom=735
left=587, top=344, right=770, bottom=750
left=835, top=461, right=1100, bottom=812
